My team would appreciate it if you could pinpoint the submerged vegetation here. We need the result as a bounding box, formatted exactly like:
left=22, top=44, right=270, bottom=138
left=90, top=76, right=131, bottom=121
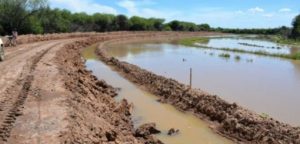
left=178, top=37, right=300, bottom=60
left=218, top=53, right=231, bottom=58
left=235, top=55, right=241, bottom=61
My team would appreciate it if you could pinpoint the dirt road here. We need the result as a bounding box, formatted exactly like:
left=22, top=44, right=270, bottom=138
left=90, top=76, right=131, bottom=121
left=0, top=39, right=79, bottom=143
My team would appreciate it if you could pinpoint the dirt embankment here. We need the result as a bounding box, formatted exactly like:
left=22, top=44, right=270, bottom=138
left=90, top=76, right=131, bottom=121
left=55, top=37, right=165, bottom=144
left=96, top=36, right=300, bottom=144
left=2, top=31, right=212, bottom=46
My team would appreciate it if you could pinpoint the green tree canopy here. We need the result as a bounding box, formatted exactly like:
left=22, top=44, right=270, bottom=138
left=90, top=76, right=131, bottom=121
left=291, top=14, right=300, bottom=39
left=198, top=24, right=210, bottom=31
left=0, top=0, right=48, bottom=34
left=115, top=14, right=130, bottom=31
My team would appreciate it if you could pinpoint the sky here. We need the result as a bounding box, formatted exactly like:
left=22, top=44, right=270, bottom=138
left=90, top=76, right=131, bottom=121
left=49, top=0, right=300, bottom=28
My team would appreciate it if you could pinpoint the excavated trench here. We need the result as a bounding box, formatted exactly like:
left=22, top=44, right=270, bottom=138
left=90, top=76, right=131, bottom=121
left=82, top=44, right=233, bottom=144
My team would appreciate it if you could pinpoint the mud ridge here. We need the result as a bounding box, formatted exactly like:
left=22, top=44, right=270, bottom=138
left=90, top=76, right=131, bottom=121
left=56, top=37, right=163, bottom=143
left=96, top=37, right=300, bottom=144
left=0, top=47, right=53, bottom=142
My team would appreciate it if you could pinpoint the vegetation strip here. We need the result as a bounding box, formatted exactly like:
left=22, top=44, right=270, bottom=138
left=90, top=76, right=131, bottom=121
left=177, top=37, right=300, bottom=60
left=96, top=36, right=300, bottom=144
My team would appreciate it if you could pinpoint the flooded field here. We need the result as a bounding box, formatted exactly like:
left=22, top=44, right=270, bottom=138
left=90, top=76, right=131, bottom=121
left=106, top=37, right=300, bottom=126
left=82, top=45, right=232, bottom=144
left=195, top=37, right=300, bottom=55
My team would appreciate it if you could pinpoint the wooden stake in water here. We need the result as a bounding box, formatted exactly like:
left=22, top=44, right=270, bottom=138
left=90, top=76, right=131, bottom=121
left=190, top=68, right=192, bottom=89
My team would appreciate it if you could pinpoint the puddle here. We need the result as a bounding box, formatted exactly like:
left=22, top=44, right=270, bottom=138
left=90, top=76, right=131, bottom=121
left=82, top=45, right=232, bottom=144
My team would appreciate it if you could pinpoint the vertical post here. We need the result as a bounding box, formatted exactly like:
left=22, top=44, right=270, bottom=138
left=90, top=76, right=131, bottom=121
left=190, top=68, right=192, bottom=89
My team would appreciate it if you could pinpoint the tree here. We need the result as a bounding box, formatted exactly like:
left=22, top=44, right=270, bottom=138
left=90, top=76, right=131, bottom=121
left=71, top=12, right=94, bottom=32
left=93, top=13, right=116, bottom=32
left=39, top=8, right=71, bottom=33
left=115, top=14, right=130, bottom=31
left=0, top=0, right=48, bottom=34
left=167, top=20, right=198, bottom=31
left=129, top=16, right=148, bottom=31
left=22, top=15, right=43, bottom=34
left=149, top=18, right=165, bottom=31
left=168, top=20, right=180, bottom=31
left=198, top=24, right=210, bottom=31
left=163, top=25, right=172, bottom=31
left=291, top=14, right=300, bottom=39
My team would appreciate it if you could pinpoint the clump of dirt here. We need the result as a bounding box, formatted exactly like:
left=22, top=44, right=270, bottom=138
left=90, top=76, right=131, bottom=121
left=96, top=38, right=300, bottom=144
left=135, top=123, right=163, bottom=144
left=55, top=37, right=167, bottom=144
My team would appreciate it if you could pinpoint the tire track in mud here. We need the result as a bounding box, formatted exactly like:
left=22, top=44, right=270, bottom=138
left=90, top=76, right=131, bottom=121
left=0, top=44, right=56, bottom=142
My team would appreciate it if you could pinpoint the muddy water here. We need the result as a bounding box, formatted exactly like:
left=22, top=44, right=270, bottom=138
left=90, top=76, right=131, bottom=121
left=106, top=40, right=300, bottom=126
left=82, top=45, right=232, bottom=144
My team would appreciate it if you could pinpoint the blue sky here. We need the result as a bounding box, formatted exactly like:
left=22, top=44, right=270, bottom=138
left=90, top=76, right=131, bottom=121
left=49, top=0, right=300, bottom=28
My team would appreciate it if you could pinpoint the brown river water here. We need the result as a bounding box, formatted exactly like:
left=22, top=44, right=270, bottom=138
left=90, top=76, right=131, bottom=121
left=105, top=37, right=300, bottom=126
left=82, top=45, right=232, bottom=144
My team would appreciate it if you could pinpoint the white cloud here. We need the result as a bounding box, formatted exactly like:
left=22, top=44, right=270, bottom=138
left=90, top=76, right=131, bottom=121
left=248, top=7, right=264, bottom=13
left=279, top=8, right=291, bottom=13
left=118, top=0, right=138, bottom=15
left=263, top=13, right=274, bottom=18
left=117, top=0, right=181, bottom=20
left=49, top=0, right=117, bottom=14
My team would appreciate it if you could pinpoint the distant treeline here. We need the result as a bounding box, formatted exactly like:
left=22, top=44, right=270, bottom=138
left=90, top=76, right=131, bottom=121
left=0, top=0, right=211, bottom=35
left=0, top=0, right=299, bottom=40
left=212, top=26, right=291, bottom=36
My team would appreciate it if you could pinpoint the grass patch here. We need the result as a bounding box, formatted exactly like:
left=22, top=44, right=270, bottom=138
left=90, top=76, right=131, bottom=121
left=260, top=113, right=270, bottom=120
left=235, top=55, right=241, bottom=61
left=219, top=53, right=231, bottom=58
left=177, top=37, right=209, bottom=47
left=291, top=52, right=300, bottom=59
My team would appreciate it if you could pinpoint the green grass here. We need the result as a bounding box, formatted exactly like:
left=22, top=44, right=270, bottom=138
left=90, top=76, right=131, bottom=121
left=219, top=53, right=231, bottom=58
left=260, top=113, right=270, bottom=120
left=177, top=37, right=300, bottom=60
left=291, top=52, right=300, bottom=59
left=177, top=37, right=209, bottom=47
left=235, top=55, right=241, bottom=61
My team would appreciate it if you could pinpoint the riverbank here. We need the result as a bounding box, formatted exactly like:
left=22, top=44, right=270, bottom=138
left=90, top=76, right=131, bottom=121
left=96, top=36, right=300, bottom=143
left=177, top=37, right=300, bottom=60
